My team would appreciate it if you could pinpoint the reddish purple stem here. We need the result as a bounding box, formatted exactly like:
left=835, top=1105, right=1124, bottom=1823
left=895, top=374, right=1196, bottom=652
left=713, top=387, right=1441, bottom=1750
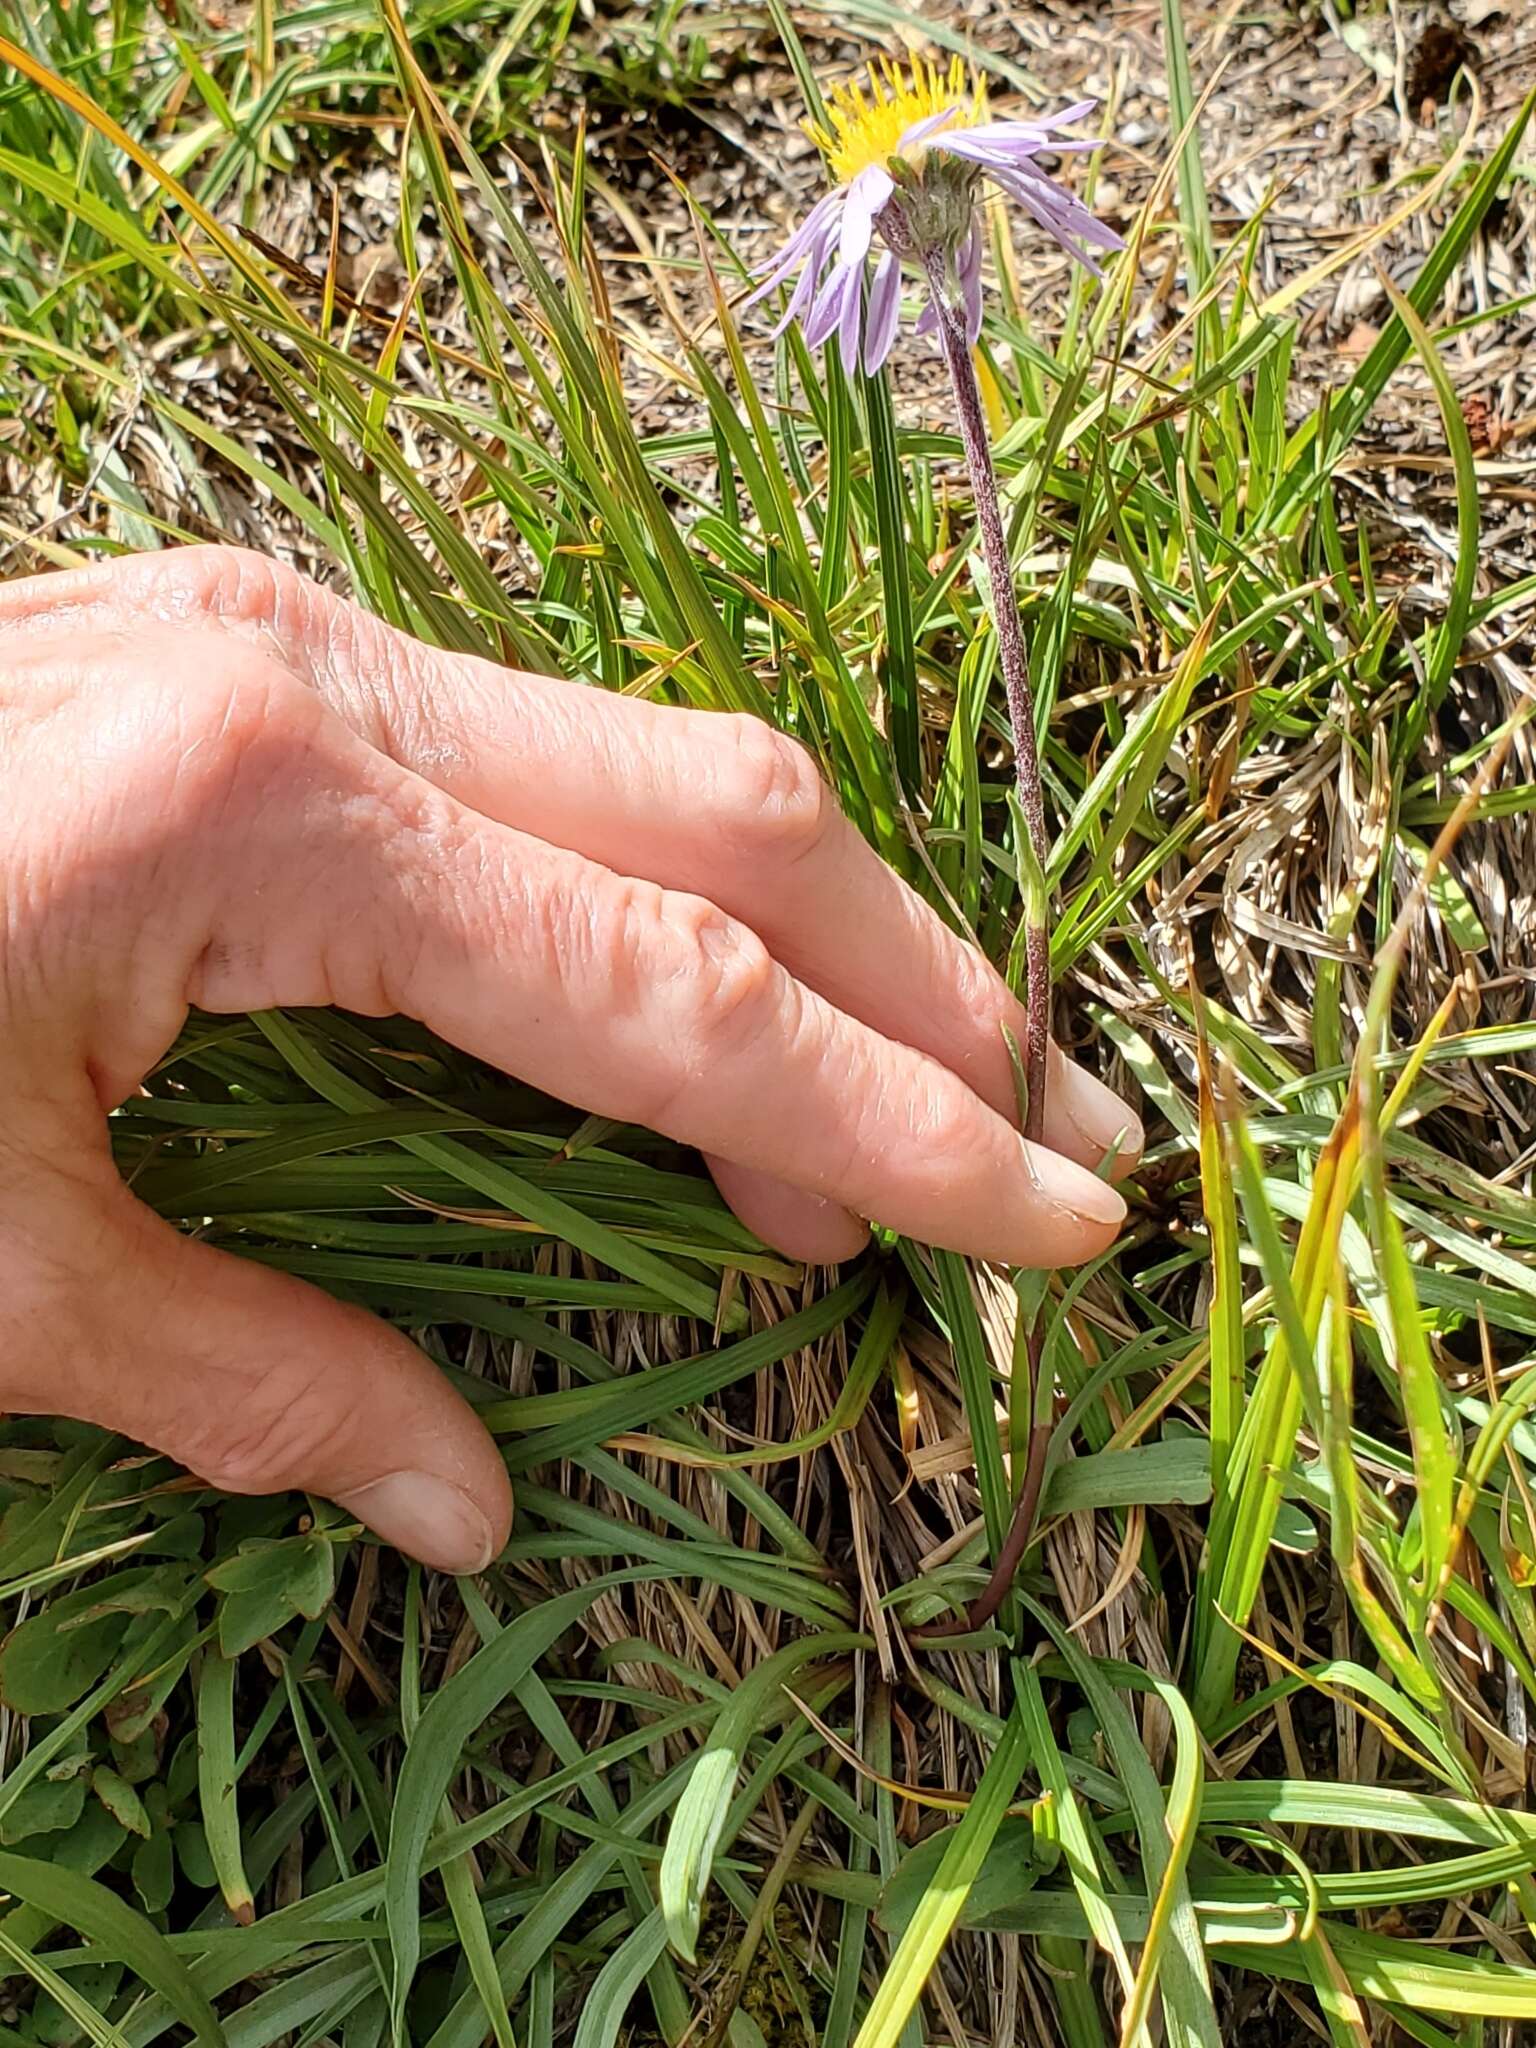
left=914, top=247, right=1053, bottom=1644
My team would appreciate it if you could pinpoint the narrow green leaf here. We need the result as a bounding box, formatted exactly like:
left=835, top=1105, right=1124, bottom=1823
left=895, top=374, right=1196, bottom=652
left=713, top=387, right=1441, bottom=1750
left=862, top=366, right=920, bottom=794
left=0, top=1852, right=224, bottom=2048
left=853, top=1707, right=1030, bottom=2048
left=1028, top=1610, right=1220, bottom=2048
left=934, top=1251, right=1011, bottom=1559
left=385, top=1577, right=639, bottom=2027
left=195, top=1652, right=251, bottom=1924
left=570, top=1908, right=670, bottom=2048
left=251, top=1011, right=732, bottom=1328
left=660, top=1630, right=865, bottom=1960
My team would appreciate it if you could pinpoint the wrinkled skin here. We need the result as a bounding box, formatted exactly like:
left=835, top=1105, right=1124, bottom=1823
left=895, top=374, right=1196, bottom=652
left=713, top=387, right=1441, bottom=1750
left=0, top=548, right=1140, bottom=1570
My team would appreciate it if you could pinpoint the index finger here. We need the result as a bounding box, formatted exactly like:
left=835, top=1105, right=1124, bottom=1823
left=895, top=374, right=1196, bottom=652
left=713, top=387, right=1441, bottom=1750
left=365, top=636, right=1143, bottom=1176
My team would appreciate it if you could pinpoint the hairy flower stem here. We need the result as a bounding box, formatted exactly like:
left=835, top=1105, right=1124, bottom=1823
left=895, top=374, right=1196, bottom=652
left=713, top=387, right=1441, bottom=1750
left=915, top=248, right=1053, bottom=1643
left=920, top=249, right=1049, bottom=1130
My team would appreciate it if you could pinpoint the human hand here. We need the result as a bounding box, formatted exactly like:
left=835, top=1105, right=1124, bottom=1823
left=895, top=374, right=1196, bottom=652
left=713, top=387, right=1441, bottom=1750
left=0, top=547, right=1139, bottom=1571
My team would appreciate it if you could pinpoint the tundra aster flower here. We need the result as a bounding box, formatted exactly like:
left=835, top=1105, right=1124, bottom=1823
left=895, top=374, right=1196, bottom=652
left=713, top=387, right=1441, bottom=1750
left=746, top=61, right=1126, bottom=1644
left=746, top=56, right=1122, bottom=373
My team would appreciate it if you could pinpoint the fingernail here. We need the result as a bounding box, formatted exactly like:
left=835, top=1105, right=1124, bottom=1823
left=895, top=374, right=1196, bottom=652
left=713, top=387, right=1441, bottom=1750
left=341, top=1472, right=499, bottom=1574
left=1023, top=1142, right=1128, bottom=1228
left=1061, top=1066, right=1144, bottom=1168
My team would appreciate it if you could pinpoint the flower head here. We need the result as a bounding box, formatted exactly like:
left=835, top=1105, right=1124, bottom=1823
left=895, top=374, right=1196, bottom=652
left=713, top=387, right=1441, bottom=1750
left=746, top=56, right=1122, bottom=375
left=807, top=55, right=986, bottom=186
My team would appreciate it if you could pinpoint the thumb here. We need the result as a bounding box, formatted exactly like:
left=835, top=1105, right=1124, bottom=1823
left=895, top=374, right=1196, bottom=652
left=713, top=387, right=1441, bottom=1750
left=19, top=1170, right=512, bottom=1574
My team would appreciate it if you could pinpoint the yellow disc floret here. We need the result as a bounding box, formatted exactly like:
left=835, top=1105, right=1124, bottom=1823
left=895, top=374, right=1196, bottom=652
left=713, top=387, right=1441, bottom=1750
left=806, top=55, right=986, bottom=187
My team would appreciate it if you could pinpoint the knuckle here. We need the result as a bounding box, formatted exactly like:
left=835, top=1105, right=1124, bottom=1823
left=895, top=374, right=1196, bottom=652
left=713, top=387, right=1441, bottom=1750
left=534, top=871, right=663, bottom=1033
left=336, top=775, right=458, bottom=1016
left=2, top=628, right=321, bottom=858
left=178, top=1377, right=332, bottom=1498
left=558, top=880, right=784, bottom=1128
left=151, top=543, right=301, bottom=633
left=671, top=896, right=780, bottom=1052
left=147, top=640, right=325, bottom=831
left=711, top=717, right=831, bottom=866
left=76, top=638, right=337, bottom=1011
left=0, top=545, right=295, bottom=648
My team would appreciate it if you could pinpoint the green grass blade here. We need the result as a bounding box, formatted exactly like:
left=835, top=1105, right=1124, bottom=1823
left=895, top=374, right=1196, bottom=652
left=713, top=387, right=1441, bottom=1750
left=0, top=1852, right=225, bottom=2048
left=862, top=366, right=921, bottom=794
left=659, top=1630, right=865, bottom=1960
left=1381, top=273, right=1479, bottom=751
left=385, top=1578, right=640, bottom=2030
left=1268, top=88, right=1534, bottom=527
left=250, top=1012, right=734, bottom=1328
left=852, top=1706, right=1031, bottom=2048
left=570, top=1909, right=670, bottom=2048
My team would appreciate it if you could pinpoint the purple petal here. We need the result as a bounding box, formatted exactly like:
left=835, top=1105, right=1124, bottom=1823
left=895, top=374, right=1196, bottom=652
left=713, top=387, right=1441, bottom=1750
left=745, top=254, right=806, bottom=313
left=938, top=122, right=1048, bottom=150
left=958, top=227, right=984, bottom=342
left=800, top=264, right=845, bottom=348
left=1043, top=98, right=1098, bottom=128
left=838, top=267, right=865, bottom=375
left=992, top=166, right=1082, bottom=228
left=914, top=299, right=938, bottom=337
left=1004, top=134, right=1102, bottom=163
left=748, top=190, right=840, bottom=276
left=1068, top=214, right=1126, bottom=252
left=975, top=158, right=1125, bottom=273
left=929, top=125, right=1100, bottom=171
left=837, top=163, right=893, bottom=266
left=959, top=223, right=983, bottom=289
left=1006, top=168, right=1124, bottom=250
left=898, top=105, right=961, bottom=150
left=743, top=192, right=843, bottom=307
left=997, top=191, right=1106, bottom=273
left=954, top=103, right=1098, bottom=146
left=862, top=251, right=903, bottom=371
left=930, top=131, right=1041, bottom=167
left=769, top=233, right=833, bottom=337
left=803, top=261, right=858, bottom=349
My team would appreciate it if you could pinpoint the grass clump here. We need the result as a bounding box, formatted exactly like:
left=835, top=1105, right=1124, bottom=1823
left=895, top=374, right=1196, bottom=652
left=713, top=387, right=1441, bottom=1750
left=3, top=3, right=1536, bottom=2045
